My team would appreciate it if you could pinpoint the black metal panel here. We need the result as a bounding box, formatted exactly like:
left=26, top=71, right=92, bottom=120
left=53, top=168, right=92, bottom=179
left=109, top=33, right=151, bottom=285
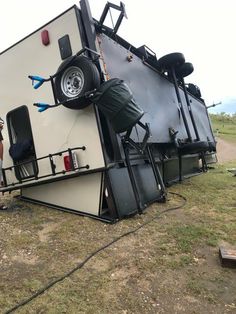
left=189, top=97, right=215, bottom=143
left=58, top=35, right=72, bottom=60
left=107, top=160, right=165, bottom=217
left=108, top=167, right=137, bottom=217
left=79, top=0, right=97, bottom=54
left=132, top=163, right=163, bottom=205
left=75, top=6, right=88, bottom=50
left=98, top=34, right=214, bottom=144
left=163, top=155, right=200, bottom=183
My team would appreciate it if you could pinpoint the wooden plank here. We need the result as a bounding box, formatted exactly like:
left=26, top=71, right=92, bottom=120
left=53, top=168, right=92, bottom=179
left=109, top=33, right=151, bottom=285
left=219, top=246, right=236, bottom=268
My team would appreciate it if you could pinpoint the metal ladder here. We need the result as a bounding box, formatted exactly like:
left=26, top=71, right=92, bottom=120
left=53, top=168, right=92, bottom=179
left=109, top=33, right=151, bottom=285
left=121, top=121, right=166, bottom=214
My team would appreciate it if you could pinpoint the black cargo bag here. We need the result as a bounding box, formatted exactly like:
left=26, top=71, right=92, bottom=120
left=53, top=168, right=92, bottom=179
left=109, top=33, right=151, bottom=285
left=9, top=139, right=33, bottom=162
left=91, top=78, right=144, bottom=133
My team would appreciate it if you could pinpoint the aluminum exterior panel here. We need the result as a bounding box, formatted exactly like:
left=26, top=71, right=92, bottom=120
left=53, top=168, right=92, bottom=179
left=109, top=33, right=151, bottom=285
left=98, top=34, right=214, bottom=144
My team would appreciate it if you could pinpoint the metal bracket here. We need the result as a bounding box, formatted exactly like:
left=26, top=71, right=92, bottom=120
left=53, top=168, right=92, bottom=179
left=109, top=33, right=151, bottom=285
left=137, top=45, right=157, bottom=62
left=99, top=2, right=127, bottom=34
left=2, top=146, right=88, bottom=188
left=122, top=121, right=151, bottom=154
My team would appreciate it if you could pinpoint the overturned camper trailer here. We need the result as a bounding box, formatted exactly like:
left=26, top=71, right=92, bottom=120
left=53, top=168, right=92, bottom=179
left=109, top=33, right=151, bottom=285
left=0, top=0, right=216, bottom=222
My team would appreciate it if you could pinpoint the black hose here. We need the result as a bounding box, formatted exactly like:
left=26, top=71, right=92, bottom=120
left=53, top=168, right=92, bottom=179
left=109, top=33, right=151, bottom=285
left=4, top=192, right=186, bottom=314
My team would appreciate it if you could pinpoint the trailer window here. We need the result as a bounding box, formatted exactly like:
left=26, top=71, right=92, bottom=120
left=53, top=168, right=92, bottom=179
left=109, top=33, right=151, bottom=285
left=7, top=105, right=38, bottom=181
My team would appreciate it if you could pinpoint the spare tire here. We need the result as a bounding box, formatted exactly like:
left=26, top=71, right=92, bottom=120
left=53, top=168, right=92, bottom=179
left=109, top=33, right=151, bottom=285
left=156, top=52, right=185, bottom=72
left=186, top=83, right=202, bottom=98
left=175, top=62, right=194, bottom=79
left=55, top=56, right=100, bottom=109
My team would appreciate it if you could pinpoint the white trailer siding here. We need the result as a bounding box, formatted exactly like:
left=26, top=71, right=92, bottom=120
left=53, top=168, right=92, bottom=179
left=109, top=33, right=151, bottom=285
left=21, top=173, right=103, bottom=216
left=0, top=7, right=105, bottom=187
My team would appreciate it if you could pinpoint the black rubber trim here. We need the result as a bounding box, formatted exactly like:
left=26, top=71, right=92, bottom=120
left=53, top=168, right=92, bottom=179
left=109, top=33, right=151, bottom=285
left=178, top=141, right=209, bottom=155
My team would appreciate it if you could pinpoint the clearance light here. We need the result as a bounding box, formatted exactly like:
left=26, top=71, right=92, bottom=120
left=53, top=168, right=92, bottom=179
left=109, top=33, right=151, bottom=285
left=63, top=152, right=79, bottom=172
left=63, top=155, right=72, bottom=171
left=41, top=30, right=50, bottom=46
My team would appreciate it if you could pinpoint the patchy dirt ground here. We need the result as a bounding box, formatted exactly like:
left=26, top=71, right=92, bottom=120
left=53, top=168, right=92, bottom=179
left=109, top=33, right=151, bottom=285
left=216, top=138, right=236, bottom=163
left=0, top=143, right=236, bottom=313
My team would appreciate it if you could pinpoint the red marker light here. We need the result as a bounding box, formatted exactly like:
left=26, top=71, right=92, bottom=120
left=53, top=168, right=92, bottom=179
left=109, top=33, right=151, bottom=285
left=63, top=155, right=72, bottom=171
left=41, top=30, right=50, bottom=46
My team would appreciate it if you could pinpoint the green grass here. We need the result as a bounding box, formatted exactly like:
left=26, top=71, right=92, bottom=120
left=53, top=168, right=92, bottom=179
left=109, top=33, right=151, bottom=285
left=1, top=163, right=236, bottom=312
left=168, top=224, right=219, bottom=253
left=210, top=113, right=236, bottom=141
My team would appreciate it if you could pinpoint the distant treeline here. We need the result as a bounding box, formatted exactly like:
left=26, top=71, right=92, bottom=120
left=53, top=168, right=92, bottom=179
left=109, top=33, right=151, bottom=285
left=209, top=112, right=236, bottom=124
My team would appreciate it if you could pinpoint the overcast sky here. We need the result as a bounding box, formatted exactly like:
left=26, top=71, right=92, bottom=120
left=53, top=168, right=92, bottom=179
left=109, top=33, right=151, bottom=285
left=0, top=0, right=235, bottom=114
